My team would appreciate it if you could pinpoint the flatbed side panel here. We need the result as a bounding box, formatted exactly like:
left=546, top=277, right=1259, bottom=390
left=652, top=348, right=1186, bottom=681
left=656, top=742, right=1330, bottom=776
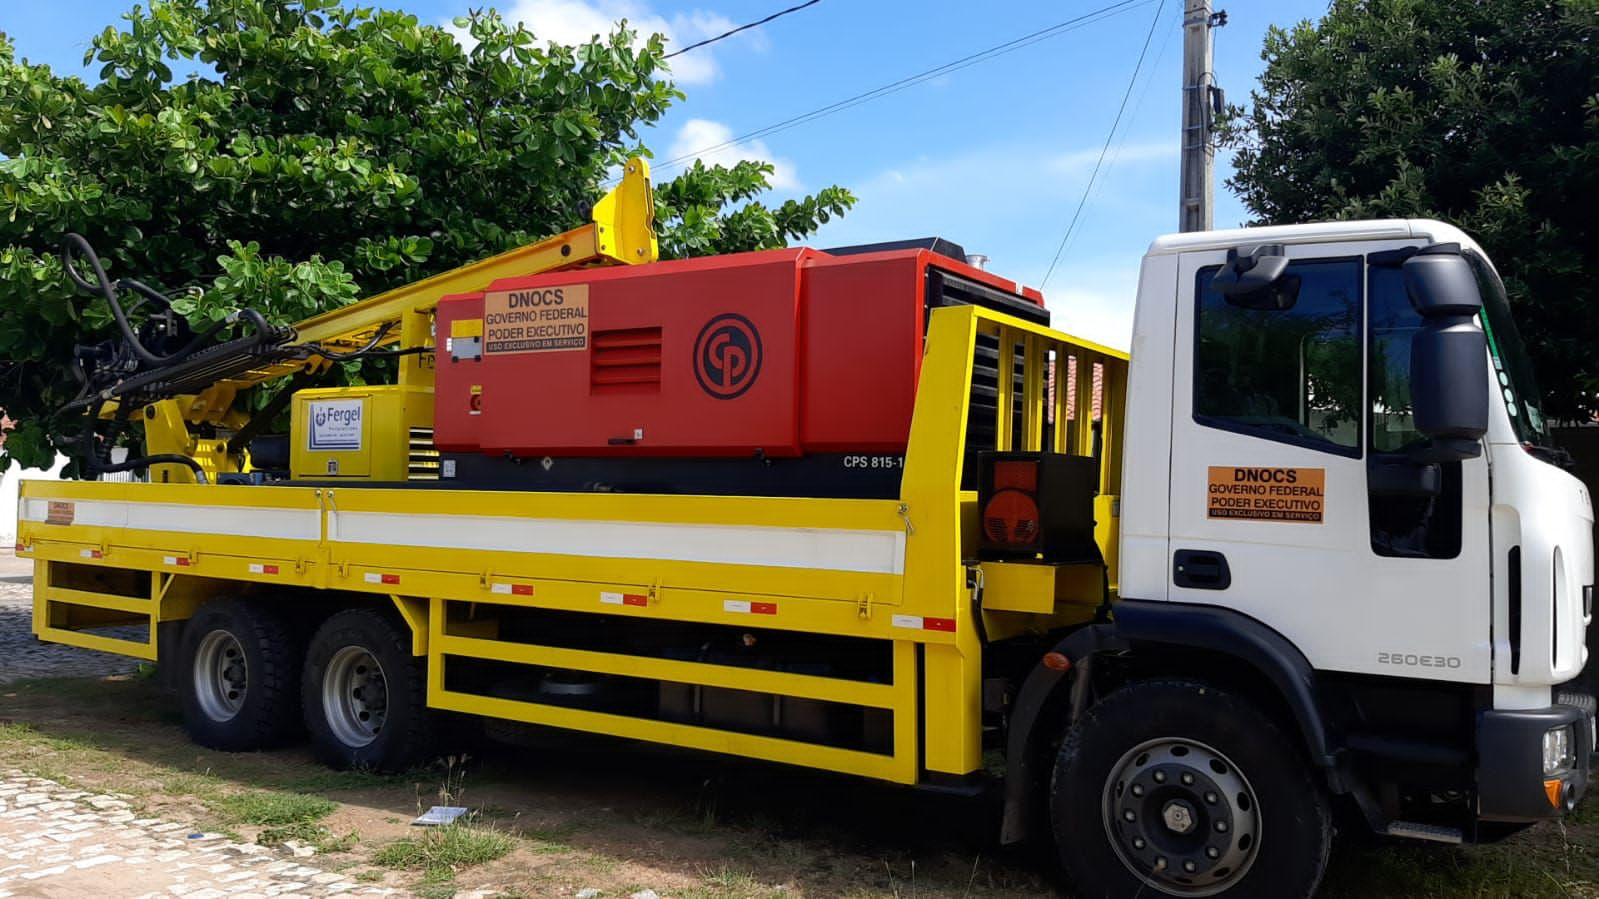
left=17, top=480, right=946, bottom=647
left=32, top=562, right=159, bottom=661
left=426, top=596, right=923, bottom=784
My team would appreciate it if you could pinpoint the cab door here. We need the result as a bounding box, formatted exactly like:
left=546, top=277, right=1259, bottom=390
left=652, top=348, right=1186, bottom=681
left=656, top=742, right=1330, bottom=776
left=1165, top=240, right=1491, bottom=683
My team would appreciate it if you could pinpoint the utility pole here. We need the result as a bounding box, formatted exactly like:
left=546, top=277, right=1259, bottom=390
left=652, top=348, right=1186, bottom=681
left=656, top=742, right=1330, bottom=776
left=1180, top=0, right=1224, bottom=232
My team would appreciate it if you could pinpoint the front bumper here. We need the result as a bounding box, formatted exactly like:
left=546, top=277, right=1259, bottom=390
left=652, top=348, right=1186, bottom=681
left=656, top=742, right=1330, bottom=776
left=1476, top=700, right=1593, bottom=821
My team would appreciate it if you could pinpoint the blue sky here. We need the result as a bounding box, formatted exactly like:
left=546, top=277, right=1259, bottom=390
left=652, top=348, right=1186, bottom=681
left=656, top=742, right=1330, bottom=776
left=2, top=0, right=1332, bottom=348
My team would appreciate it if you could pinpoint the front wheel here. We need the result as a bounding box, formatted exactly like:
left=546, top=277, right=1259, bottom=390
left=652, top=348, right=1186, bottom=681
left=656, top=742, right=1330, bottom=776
left=302, top=608, right=433, bottom=772
left=1049, top=679, right=1331, bottom=898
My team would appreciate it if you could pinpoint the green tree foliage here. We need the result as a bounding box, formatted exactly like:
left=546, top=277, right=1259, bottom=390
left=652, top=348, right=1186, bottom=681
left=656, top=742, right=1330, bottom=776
left=0, top=0, right=854, bottom=469
left=1223, top=0, right=1599, bottom=419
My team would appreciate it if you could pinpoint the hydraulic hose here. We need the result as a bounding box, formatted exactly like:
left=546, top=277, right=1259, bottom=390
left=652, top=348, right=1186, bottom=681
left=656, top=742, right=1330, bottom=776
left=62, top=233, right=169, bottom=367
left=61, top=234, right=274, bottom=368
left=309, top=321, right=396, bottom=361
left=116, top=277, right=174, bottom=311
left=65, top=398, right=210, bottom=484
left=93, top=453, right=210, bottom=484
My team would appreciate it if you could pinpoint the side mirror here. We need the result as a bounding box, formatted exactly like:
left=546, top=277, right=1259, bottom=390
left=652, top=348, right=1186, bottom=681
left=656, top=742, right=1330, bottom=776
left=1404, top=250, right=1488, bottom=462
left=1403, top=251, right=1482, bottom=317
left=1211, top=244, right=1299, bottom=310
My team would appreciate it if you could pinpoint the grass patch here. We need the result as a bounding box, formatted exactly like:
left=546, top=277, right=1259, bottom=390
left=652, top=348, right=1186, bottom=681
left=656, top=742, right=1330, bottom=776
left=0, top=720, right=92, bottom=750
left=160, top=771, right=227, bottom=799
left=1570, top=795, right=1599, bottom=827
left=213, top=790, right=337, bottom=827
left=680, top=867, right=787, bottom=899
left=210, top=790, right=341, bottom=848
left=412, top=881, right=460, bottom=899
left=374, top=824, right=515, bottom=878
left=0, top=721, right=106, bottom=786
left=1320, top=838, right=1590, bottom=899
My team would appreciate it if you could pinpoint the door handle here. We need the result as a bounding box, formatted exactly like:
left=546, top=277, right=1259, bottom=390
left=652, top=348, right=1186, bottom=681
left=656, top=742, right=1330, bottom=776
left=1174, top=549, right=1231, bottom=590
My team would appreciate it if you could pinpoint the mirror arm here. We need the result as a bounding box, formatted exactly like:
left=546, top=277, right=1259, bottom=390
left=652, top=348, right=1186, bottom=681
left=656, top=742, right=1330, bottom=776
left=1407, top=437, right=1483, bottom=464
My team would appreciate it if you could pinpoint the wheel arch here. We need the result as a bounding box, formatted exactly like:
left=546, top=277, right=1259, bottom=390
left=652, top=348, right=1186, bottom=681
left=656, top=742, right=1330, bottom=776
left=1000, top=600, right=1342, bottom=845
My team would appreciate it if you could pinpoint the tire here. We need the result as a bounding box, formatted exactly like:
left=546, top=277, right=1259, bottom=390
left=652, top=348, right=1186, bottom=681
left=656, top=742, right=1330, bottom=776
left=302, top=608, right=433, bottom=772
left=177, top=597, right=303, bottom=751
left=1049, top=679, right=1331, bottom=898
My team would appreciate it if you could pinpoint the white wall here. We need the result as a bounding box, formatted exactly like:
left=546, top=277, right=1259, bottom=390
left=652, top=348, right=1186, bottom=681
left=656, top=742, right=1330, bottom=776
left=0, top=454, right=68, bottom=545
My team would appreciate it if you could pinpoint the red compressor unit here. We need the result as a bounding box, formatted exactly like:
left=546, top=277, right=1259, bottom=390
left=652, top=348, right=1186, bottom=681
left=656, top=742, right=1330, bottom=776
left=433, top=241, right=1045, bottom=494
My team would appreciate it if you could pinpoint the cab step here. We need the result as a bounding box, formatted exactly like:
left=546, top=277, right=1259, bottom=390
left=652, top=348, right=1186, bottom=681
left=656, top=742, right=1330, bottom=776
left=1383, top=821, right=1463, bottom=844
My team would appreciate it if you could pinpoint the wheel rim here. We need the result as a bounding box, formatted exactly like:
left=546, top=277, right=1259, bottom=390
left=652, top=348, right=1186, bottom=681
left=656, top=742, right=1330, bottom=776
left=1102, top=737, right=1261, bottom=897
left=193, top=629, right=248, bottom=722
left=322, top=646, right=388, bottom=748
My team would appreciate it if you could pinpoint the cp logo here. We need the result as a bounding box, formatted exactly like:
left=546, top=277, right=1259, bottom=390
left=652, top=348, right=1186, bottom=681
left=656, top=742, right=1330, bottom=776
left=693, top=313, right=763, bottom=399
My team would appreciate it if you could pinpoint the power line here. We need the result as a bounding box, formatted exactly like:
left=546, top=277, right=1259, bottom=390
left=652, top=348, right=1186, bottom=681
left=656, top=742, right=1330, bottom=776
left=664, top=0, right=821, bottom=59
left=1084, top=17, right=1178, bottom=220
left=1040, top=0, right=1165, bottom=289
left=647, top=0, right=1153, bottom=177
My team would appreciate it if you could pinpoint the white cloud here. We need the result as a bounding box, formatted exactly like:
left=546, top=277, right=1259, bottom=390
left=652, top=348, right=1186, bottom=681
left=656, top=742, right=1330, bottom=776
left=447, top=1, right=738, bottom=85
left=1047, top=140, right=1178, bottom=176
left=666, top=118, right=801, bottom=192
left=1036, top=285, right=1138, bottom=351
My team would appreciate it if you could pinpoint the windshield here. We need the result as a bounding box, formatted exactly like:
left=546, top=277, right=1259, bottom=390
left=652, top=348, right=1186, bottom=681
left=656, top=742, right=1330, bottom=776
left=1467, top=252, right=1550, bottom=447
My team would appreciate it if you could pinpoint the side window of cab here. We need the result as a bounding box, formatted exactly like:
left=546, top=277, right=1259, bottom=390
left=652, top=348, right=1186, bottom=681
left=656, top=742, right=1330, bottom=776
left=1193, top=259, right=1364, bottom=457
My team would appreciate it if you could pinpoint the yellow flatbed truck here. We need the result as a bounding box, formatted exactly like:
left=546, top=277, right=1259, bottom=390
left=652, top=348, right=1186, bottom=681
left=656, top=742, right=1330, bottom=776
left=19, top=160, right=1595, bottom=897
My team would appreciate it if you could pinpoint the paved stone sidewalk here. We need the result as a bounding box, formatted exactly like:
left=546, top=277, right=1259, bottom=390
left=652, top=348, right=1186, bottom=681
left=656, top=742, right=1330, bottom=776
left=0, top=771, right=394, bottom=898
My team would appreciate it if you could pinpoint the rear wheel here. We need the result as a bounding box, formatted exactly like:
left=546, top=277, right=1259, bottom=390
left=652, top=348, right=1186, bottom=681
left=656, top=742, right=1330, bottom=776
left=178, top=597, right=302, bottom=751
left=302, top=608, right=432, bottom=771
left=1050, top=679, right=1331, bottom=898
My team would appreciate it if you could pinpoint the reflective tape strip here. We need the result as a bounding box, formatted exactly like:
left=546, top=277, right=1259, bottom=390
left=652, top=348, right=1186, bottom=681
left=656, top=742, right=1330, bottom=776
left=79, top=549, right=102, bottom=560
left=723, top=599, right=778, bottom=616
left=600, top=591, right=647, bottom=607
left=162, top=556, right=192, bottom=567
left=248, top=563, right=279, bottom=575
left=891, top=614, right=956, bottom=632
left=490, top=583, right=534, bottom=596
left=364, top=573, right=401, bottom=585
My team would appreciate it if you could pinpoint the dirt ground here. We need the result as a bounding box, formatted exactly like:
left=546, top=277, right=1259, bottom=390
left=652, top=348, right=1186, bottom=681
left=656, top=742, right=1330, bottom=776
left=0, top=669, right=1597, bottom=899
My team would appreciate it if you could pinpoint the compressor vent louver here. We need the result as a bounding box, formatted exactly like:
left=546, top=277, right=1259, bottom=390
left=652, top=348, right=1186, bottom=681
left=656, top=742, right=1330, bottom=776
left=408, top=428, right=440, bottom=480
left=591, top=327, right=664, bottom=393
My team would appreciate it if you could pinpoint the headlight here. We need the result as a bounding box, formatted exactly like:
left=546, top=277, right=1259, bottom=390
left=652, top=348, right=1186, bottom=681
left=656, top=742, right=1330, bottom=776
left=1544, top=725, right=1575, bottom=775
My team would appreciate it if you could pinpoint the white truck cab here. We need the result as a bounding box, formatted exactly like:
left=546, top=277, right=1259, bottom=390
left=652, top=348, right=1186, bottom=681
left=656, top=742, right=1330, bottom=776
left=1020, top=220, right=1593, bottom=897
left=1125, top=219, right=1591, bottom=693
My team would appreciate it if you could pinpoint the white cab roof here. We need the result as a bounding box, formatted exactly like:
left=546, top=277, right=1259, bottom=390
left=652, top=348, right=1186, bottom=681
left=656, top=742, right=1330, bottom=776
left=1145, top=219, right=1478, bottom=256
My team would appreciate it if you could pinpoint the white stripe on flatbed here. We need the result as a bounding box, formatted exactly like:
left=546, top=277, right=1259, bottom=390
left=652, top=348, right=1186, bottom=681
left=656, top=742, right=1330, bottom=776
left=21, top=498, right=906, bottom=575
left=331, top=511, right=906, bottom=575
left=20, top=499, right=319, bottom=542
